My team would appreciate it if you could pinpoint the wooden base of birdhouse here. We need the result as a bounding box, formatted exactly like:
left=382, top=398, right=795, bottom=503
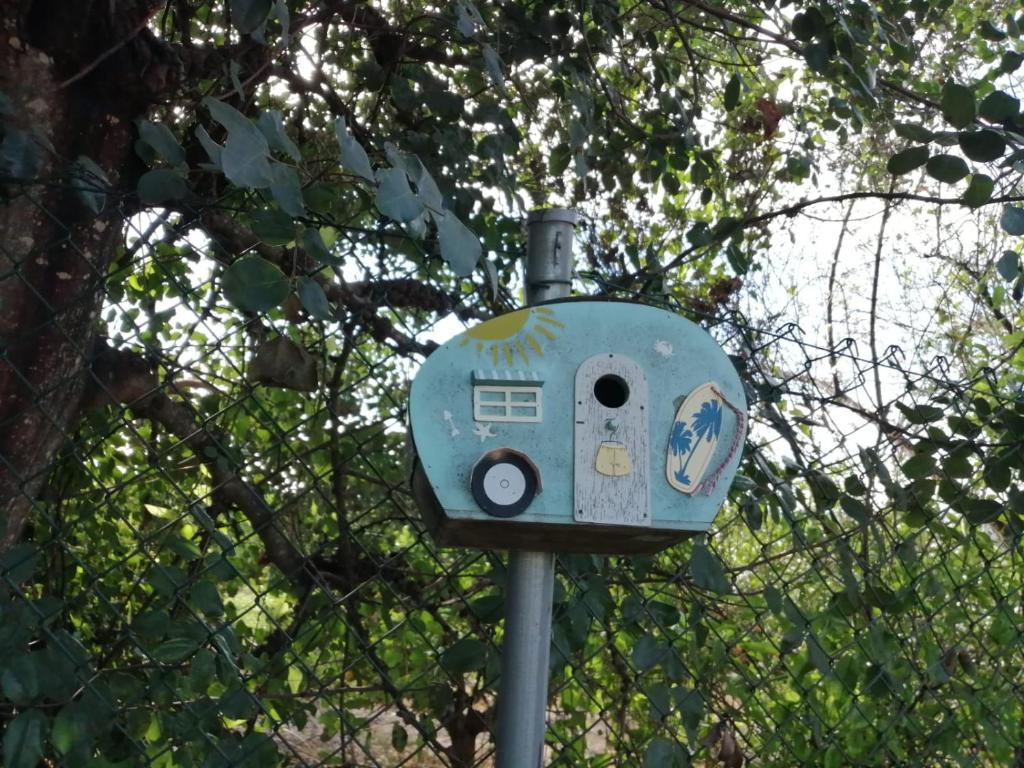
left=411, top=459, right=696, bottom=554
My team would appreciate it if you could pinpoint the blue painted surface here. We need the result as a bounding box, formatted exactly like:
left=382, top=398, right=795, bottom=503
left=409, top=300, right=746, bottom=534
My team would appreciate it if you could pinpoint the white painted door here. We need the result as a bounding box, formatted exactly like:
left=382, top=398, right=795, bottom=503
left=573, top=354, right=650, bottom=526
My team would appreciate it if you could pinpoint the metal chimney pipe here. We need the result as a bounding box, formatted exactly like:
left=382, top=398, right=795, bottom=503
left=525, top=208, right=578, bottom=305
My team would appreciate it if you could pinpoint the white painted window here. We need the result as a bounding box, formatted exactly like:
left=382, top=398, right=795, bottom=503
left=473, top=385, right=543, bottom=423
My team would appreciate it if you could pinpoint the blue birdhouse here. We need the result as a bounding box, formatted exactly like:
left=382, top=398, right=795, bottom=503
left=408, top=299, right=747, bottom=554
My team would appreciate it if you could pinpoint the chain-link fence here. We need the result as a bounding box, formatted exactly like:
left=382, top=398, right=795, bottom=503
left=2, top=180, right=1023, bottom=768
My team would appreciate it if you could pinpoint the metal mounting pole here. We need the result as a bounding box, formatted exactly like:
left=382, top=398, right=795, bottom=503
left=495, top=209, right=578, bottom=768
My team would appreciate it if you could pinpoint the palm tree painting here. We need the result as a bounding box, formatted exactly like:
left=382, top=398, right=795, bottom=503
left=666, top=382, right=725, bottom=494
left=669, top=421, right=694, bottom=485
left=692, top=400, right=723, bottom=444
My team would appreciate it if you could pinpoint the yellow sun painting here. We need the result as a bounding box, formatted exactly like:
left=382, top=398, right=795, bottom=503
left=459, top=307, right=565, bottom=366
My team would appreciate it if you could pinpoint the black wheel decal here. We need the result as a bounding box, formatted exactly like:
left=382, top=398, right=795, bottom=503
left=470, top=452, right=538, bottom=518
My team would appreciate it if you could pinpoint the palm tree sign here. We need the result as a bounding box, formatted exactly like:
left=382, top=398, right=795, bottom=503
left=669, top=421, right=694, bottom=485
left=673, top=400, right=723, bottom=485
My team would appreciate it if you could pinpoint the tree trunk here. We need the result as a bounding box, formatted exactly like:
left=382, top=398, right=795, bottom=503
left=0, top=0, right=166, bottom=552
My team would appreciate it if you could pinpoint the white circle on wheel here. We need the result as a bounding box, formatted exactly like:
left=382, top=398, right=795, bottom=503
left=482, top=462, right=527, bottom=506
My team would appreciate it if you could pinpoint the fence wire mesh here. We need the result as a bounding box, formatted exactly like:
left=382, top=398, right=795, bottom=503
left=1, top=181, right=1023, bottom=768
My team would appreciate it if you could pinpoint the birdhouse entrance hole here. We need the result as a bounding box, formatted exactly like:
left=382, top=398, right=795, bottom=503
left=594, top=374, right=629, bottom=408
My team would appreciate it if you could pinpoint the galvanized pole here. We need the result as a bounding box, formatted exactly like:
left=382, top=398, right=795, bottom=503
left=495, top=209, right=578, bottom=768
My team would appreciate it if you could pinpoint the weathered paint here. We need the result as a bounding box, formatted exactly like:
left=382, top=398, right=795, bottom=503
left=573, top=354, right=650, bottom=526
left=408, top=299, right=747, bottom=552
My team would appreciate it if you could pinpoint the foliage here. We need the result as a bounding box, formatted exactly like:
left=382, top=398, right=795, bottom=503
left=2, top=0, right=1024, bottom=766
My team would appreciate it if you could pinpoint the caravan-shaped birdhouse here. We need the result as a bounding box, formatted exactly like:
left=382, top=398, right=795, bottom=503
left=409, top=299, right=747, bottom=554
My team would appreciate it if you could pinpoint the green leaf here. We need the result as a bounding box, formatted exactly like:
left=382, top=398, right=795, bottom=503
left=941, top=82, right=976, bottom=129
left=131, top=609, right=169, bottom=638
left=925, top=154, right=969, bottom=184
left=979, top=91, right=1019, bottom=122
left=644, top=737, right=675, bottom=768
left=2, top=654, right=40, bottom=705
left=791, top=12, right=816, bottom=41
left=1001, top=51, right=1024, bottom=73
left=375, top=167, right=424, bottom=223
left=646, top=681, right=672, bottom=720
left=68, top=156, right=108, bottom=214
left=468, top=594, right=504, bottom=624
left=895, top=402, right=945, bottom=423
left=964, top=498, right=1002, bottom=525
left=824, top=745, right=843, bottom=768
left=482, top=44, right=506, bottom=92
left=839, top=495, right=869, bottom=524
left=674, top=686, right=703, bottom=736
left=221, top=256, right=290, bottom=313
left=296, top=276, right=332, bottom=320
left=257, top=110, right=301, bottom=161
left=808, top=471, right=841, bottom=511
left=942, top=451, right=972, bottom=478
left=983, top=455, right=1012, bottom=493
left=190, top=648, right=216, bottom=692
left=887, top=146, right=928, bottom=175
left=963, top=174, right=994, bottom=208
left=268, top=162, right=305, bottom=216
left=549, top=143, right=572, bottom=176
left=978, top=19, right=1007, bottom=41
left=894, top=123, right=934, bottom=143
left=989, top=612, right=1016, bottom=645
left=222, top=130, right=274, bottom=188
left=188, top=581, right=224, bottom=616
left=136, top=120, right=186, bottom=166
left=435, top=210, right=482, bottom=277
left=3, top=709, right=46, bottom=768
left=440, top=638, right=487, bottom=674
left=204, top=97, right=274, bottom=187
left=792, top=7, right=827, bottom=45
left=251, top=207, right=295, bottom=245
left=807, top=634, right=833, bottom=677
left=231, top=0, right=271, bottom=34
left=204, top=97, right=256, bottom=137
left=137, top=169, right=188, bottom=205
left=273, top=0, right=290, bottom=39
left=335, top=117, right=374, bottom=182
left=391, top=721, right=409, bottom=752
left=804, top=42, right=831, bottom=74
left=631, top=634, right=665, bottom=671
left=724, top=74, right=741, bottom=111
left=689, top=542, right=731, bottom=594
left=456, top=1, right=477, bottom=36
left=997, top=250, right=1020, bottom=280
left=195, top=125, right=223, bottom=168
left=52, top=702, right=90, bottom=755
left=386, top=144, right=444, bottom=212
left=902, top=453, right=936, bottom=480
left=219, top=683, right=258, bottom=718
left=301, top=227, right=335, bottom=266
left=690, top=158, right=710, bottom=186
left=151, top=637, right=202, bottom=664
left=958, top=130, right=1006, bottom=162
left=1001, top=205, right=1024, bottom=235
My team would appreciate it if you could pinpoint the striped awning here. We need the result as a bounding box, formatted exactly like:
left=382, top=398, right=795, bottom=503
left=472, top=369, right=544, bottom=386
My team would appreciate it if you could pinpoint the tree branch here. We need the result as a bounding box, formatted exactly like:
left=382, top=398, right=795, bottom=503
left=87, top=344, right=311, bottom=582
left=654, top=190, right=1024, bottom=275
